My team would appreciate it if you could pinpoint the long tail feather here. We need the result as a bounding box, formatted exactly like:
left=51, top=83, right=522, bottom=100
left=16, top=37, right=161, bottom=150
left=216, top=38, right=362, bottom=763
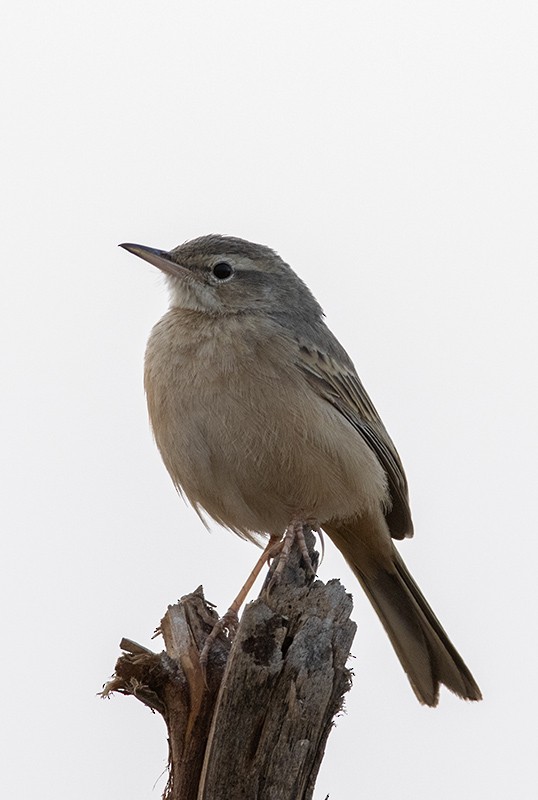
left=326, top=522, right=481, bottom=706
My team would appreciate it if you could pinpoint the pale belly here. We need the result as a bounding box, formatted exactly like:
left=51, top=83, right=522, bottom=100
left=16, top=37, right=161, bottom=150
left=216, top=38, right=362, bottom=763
left=144, top=311, right=387, bottom=541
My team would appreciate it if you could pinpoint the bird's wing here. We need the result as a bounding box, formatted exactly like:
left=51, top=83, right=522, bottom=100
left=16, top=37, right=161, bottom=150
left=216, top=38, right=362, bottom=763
left=295, top=340, right=413, bottom=539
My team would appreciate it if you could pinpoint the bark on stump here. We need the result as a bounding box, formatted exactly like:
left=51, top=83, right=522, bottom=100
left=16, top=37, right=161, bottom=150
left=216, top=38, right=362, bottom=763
left=102, top=533, right=357, bottom=800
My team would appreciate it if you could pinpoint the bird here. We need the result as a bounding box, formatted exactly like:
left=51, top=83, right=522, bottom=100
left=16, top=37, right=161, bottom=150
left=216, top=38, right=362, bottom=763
left=120, top=234, right=482, bottom=707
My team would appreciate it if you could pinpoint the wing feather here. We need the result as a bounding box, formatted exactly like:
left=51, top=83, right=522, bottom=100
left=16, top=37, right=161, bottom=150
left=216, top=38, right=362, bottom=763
left=296, top=342, right=413, bottom=540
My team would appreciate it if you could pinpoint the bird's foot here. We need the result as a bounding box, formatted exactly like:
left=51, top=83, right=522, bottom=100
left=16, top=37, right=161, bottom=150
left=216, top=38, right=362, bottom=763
left=199, top=608, right=239, bottom=673
left=198, top=536, right=280, bottom=673
left=199, top=521, right=320, bottom=671
left=267, top=518, right=318, bottom=592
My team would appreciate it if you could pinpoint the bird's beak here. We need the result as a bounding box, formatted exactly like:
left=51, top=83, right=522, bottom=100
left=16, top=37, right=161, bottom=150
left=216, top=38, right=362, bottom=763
left=119, top=243, right=193, bottom=281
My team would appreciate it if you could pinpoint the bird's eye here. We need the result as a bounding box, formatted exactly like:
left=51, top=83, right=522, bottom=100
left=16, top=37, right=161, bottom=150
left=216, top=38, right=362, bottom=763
left=212, top=262, right=233, bottom=281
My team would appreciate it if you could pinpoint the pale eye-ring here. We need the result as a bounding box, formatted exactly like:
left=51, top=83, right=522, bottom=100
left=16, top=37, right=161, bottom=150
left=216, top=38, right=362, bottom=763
left=212, top=262, right=234, bottom=281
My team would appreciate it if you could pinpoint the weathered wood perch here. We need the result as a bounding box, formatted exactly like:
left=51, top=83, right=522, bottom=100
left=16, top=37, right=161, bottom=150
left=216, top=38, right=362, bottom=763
left=102, top=532, right=357, bottom=800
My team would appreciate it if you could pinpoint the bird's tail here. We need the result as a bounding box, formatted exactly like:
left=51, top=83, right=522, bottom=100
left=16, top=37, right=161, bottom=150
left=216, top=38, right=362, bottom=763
left=325, top=522, right=482, bottom=706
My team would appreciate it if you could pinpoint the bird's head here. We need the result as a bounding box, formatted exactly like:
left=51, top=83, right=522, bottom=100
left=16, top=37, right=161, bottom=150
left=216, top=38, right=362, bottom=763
left=120, top=235, right=323, bottom=321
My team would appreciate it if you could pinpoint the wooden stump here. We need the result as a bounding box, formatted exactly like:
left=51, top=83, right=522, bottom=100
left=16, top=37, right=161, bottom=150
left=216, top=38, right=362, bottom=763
left=102, top=533, right=357, bottom=800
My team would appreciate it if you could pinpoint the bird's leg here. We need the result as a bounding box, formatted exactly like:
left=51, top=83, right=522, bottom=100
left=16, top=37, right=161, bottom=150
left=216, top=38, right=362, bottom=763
left=199, top=535, right=280, bottom=670
left=199, top=519, right=319, bottom=670
left=267, top=517, right=318, bottom=590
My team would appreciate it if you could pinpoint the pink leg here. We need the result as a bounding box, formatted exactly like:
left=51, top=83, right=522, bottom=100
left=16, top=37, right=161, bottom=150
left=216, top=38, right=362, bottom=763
left=267, top=518, right=318, bottom=589
left=199, top=535, right=280, bottom=669
left=199, top=518, right=320, bottom=669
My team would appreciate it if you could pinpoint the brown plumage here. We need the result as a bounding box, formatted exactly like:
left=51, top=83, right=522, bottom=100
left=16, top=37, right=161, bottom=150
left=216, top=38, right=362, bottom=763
left=121, top=234, right=482, bottom=706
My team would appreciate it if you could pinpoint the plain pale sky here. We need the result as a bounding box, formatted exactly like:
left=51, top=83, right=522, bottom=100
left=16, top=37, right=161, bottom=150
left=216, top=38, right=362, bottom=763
left=2, top=2, right=537, bottom=798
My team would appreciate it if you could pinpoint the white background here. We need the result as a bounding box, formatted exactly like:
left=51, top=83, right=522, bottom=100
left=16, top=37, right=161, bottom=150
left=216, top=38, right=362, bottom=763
left=2, top=2, right=537, bottom=798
